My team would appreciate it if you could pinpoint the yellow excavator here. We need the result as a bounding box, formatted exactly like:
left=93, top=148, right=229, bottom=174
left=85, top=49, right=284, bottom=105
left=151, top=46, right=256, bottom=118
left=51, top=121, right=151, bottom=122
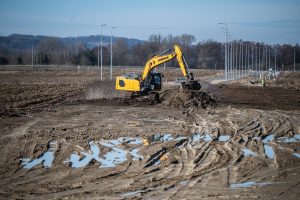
left=115, top=45, right=201, bottom=99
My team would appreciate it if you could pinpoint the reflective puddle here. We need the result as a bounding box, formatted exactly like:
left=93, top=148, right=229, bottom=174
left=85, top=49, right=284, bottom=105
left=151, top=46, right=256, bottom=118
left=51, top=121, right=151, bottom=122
left=230, top=181, right=272, bottom=188
left=242, top=148, right=257, bottom=157
left=293, top=153, right=300, bottom=158
left=218, top=135, right=231, bottom=142
left=262, top=134, right=275, bottom=159
left=262, top=135, right=274, bottom=143
left=264, top=145, right=274, bottom=159
left=21, top=141, right=58, bottom=169
left=189, top=133, right=213, bottom=143
left=20, top=133, right=300, bottom=170
left=277, top=134, right=300, bottom=143
left=120, top=189, right=147, bottom=197
left=65, top=139, right=144, bottom=168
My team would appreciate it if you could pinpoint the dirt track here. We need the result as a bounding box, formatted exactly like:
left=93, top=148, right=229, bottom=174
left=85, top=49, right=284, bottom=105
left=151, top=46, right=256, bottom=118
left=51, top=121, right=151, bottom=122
left=0, top=67, right=299, bottom=199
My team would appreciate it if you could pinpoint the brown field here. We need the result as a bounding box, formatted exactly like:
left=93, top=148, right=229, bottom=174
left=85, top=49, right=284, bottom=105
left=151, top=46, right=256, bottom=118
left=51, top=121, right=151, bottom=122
left=0, top=66, right=299, bottom=199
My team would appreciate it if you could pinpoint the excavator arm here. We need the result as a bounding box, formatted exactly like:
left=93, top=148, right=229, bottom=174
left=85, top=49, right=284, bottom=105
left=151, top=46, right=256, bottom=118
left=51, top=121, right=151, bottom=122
left=141, top=52, right=176, bottom=80
left=141, top=45, right=191, bottom=81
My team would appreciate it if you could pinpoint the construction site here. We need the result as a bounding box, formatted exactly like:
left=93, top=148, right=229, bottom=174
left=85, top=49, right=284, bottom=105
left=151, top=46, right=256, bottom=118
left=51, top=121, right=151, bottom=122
left=0, top=62, right=299, bottom=199
left=1, top=1, right=300, bottom=199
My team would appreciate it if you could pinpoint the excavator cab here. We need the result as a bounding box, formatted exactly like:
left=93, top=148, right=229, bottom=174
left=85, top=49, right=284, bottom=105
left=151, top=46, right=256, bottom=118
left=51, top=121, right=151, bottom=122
left=146, top=72, right=162, bottom=92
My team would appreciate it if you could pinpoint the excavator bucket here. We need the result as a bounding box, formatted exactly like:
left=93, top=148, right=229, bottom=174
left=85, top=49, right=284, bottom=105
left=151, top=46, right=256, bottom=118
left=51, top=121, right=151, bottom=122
left=181, top=80, right=201, bottom=90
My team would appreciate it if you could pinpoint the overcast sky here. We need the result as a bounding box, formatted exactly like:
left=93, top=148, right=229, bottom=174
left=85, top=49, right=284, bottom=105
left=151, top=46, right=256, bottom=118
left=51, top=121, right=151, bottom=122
left=0, top=0, right=299, bottom=44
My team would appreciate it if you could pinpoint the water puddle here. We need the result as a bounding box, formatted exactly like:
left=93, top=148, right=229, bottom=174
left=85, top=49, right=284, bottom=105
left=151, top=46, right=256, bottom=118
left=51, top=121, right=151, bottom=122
left=120, top=189, right=147, bottom=197
left=277, top=134, right=300, bottom=143
left=218, top=135, right=231, bottom=142
left=262, top=134, right=275, bottom=159
left=242, top=148, right=257, bottom=157
left=179, top=180, right=188, bottom=186
left=150, top=133, right=174, bottom=143
left=189, top=133, right=213, bottom=143
left=154, top=160, right=161, bottom=165
left=65, top=140, right=143, bottom=168
left=230, top=181, right=272, bottom=188
left=100, top=137, right=143, bottom=146
left=262, top=135, right=274, bottom=143
left=21, top=141, right=58, bottom=169
left=264, top=144, right=275, bottom=159
left=20, top=133, right=300, bottom=170
left=175, top=136, right=188, bottom=141
left=293, top=153, right=300, bottom=158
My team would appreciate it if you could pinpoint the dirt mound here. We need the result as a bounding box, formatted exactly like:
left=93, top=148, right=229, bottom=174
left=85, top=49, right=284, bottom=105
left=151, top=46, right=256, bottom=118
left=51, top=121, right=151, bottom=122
left=160, top=88, right=216, bottom=109
left=273, top=71, right=300, bottom=89
left=85, top=80, right=124, bottom=99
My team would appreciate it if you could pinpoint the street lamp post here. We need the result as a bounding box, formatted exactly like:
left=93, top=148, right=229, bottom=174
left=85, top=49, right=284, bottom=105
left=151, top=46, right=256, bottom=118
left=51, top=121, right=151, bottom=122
left=294, top=46, right=296, bottom=71
left=219, top=23, right=228, bottom=82
left=31, top=45, right=34, bottom=68
left=110, top=26, right=115, bottom=80
left=275, top=47, right=277, bottom=72
left=230, top=41, right=233, bottom=80
left=100, top=24, right=106, bottom=81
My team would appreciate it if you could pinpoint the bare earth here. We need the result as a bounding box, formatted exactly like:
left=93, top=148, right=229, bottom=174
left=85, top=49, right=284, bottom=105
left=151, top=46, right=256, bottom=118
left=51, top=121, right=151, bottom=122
left=0, top=67, right=299, bottom=200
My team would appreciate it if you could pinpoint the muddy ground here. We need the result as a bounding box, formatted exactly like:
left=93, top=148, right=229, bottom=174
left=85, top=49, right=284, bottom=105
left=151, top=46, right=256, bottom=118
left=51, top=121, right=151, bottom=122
left=0, top=67, right=300, bottom=199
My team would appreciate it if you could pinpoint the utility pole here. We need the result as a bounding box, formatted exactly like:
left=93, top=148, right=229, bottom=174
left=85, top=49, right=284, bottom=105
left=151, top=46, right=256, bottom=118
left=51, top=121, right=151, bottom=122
left=256, top=45, right=258, bottom=76
left=275, top=47, right=277, bottom=72
left=232, top=42, right=234, bottom=80
left=252, top=45, right=254, bottom=75
left=242, top=43, right=244, bottom=77
left=294, top=46, right=296, bottom=71
left=31, top=45, right=34, bottom=67
left=235, top=42, right=238, bottom=80
left=231, top=42, right=233, bottom=80
left=258, top=46, right=260, bottom=78
left=219, top=23, right=228, bottom=81
left=245, top=44, right=247, bottom=76
left=239, top=42, right=242, bottom=78
left=248, top=44, right=250, bottom=75
left=265, top=46, right=268, bottom=72
left=269, top=47, right=271, bottom=70
left=100, top=24, right=106, bottom=81
left=163, top=42, right=166, bottom=70
left=110, top=26, right=115, bottom=80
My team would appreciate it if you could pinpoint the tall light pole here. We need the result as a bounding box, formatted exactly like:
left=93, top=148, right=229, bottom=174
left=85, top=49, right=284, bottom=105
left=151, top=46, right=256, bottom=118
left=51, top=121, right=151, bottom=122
left=241, top=42, right=244, bottom=77
left=294, top=45, right=296, bottom=71
left=265, top=46, right=268, bottom=72
left=230, top=40, right=233, bottom=80
left=269, top=47, right=271, bottom=70
left=110, top=26, right=115, bottom=80
left=100, top=24, right=106, bottom=81
left=275, top=47, right=277, bottom=72
left=31, top=45, right=34, bottom=67
left=163, top=42, right=166, bottom=70
left=219, top=23, right=228, bottom=81
left=239, top=42, right=242, bottom=78
left=251, top=45, right=254, bottom=75
left=258, top=46, right=260, bottom=77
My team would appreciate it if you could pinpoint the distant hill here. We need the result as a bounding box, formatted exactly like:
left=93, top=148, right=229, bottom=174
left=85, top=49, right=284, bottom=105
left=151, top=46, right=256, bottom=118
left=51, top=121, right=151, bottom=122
left=0, top=34, right=144, bottom=50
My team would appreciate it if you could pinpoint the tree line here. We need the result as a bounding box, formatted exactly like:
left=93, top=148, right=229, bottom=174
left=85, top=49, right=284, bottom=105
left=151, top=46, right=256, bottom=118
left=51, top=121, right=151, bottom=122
left=0, top=34, right=299, bottom=70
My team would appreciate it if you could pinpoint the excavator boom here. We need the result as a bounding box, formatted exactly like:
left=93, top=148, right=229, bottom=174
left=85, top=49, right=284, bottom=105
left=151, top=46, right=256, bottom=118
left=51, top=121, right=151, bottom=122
left=141, top=45, right=189, bottom=80
left=142, top=52, right=176, bottom=80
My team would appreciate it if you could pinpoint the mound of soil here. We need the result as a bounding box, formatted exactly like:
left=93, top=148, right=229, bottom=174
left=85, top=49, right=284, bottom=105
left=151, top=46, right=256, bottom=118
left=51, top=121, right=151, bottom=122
left=160, top=88, right=216, bottom=109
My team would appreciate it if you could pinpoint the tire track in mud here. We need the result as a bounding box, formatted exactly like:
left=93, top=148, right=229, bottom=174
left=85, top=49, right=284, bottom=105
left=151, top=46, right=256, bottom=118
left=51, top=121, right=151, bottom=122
left=1, top=107, right=300, bottom=199
left=113, top=108, right=299, bottom=198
